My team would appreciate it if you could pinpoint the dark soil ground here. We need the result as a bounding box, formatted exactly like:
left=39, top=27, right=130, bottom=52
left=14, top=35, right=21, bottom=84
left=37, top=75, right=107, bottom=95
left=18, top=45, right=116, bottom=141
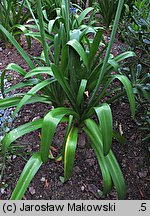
left=0, top=35, right=149, bottom=200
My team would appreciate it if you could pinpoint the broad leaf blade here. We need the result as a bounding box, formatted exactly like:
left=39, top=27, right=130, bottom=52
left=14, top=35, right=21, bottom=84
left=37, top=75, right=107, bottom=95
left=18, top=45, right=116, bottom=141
left=113, top=75, right=135, bottom=117
left=13, top=78, right=55, bottom=117
left=76, top=79, right=87, bottom=107
left=0, top=24, right=34, bottom=69
left=5, top=63, right=26, bottom=76
left=88, top=29, right=103, bottom=66
left=2, top=119, right=43, bottom=152
left=51, top=64, right=77, bottom=112
left=67, top=39, right=88, bottom=69
left=10, top=152, right=43, bottom=200
left=94, top=103, right=113, bottom=156
left=25, top=67, right=54, bottom=78
left=106, top=150, right=126, bottom=199
left=63, top=127, right=78, bottom=181
left=5, top=79, right=39, bottom=93
left=40, top=107, right=77, bottom=162
left=0, top=95, right=52, bottom=110
left=77, top=7, right=94, bottom=25
left=84, top=119, right=112, bottom=195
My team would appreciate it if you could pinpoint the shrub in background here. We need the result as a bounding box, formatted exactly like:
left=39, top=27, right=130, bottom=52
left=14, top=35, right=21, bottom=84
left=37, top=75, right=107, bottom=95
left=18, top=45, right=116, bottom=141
left=119, top=63, right=150, bottom=142
left=96, top=0, right=118, bottom=29
left=0, top=0, right=135, bottom=200
left=0, top=0, right=35, bottom=43
left=123, top=0, right=150, bottom=66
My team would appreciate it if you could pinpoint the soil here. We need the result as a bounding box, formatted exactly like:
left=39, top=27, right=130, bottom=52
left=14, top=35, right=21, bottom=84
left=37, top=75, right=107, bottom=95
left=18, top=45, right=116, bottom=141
left=0, top=34, right=149, bottom=200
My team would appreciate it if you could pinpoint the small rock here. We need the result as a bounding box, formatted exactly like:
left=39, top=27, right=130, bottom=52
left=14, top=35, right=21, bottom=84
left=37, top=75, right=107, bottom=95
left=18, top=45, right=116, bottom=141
left=12, top=155, right=17, bottom=160
left=87, top=184, right=100, bottom=199
left=40, top=177, right=46, bottom=182
left=0, top=188, right=5, bottom=194
left=32, top=116, right=41, bottom=121
left=81, top=186, right=85, bottom=191
left=27, top=147, right=32, bottom=152
left=5, top=127, right=10, bottom=133
left=0, top=62, right=2, bottom=66
left=29, top=186, right=35, bottom=195
left=26, top=110, right=31, bottom=113
left=24, top=116, right=30, bottom=122
left=0, top=47, right=2, bottom=52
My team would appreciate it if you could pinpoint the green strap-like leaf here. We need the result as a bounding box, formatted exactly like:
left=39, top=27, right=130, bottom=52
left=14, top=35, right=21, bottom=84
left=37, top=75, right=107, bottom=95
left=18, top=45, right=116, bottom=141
left=40, top=107, right=77, bottom=162
left=84, top=119, right=112, bottom=195
left=76, top=79, right=87, bottom=107
left=25, top=67, right=54, bottom=78
left=113, top=75, right=135, bottom=117
left=94, top=103, right=113, bottom=156
left=106, top=150, right=127, bottom=199
left=37, top=0, right=51, bottom=66
left=10, top=152, right=43, bottom=200
left=13, top=78, right=55, bottom=117
left=62, top=115, right=74, bottom=161
left=51, top=64, right=78, bottom=112
left=12, top=24, right=31, bottom=48
left=91, top=74, right=135, bottom=118
left=2, top=119, right=43, bottom=152
left=0, top=97, right=22, bottom=109
left=84, top=118, right=126, bottom=199
left=77, top=7, right=94, bottom=25
left=63, top=127, right=78, bottom=182
left=0, top=24, right=34, bottom=69
left=88, top=29, right=103, bottom=67
left=88, top=0, right=125, bottom=105
left=5, top=79, right=39, bottom=93
left=113, top=130, right=127, bottom=144
left=5, top=63, right=26, bottom=76
left=0, top=95, right=52, bottom=110
left=67, top=39, right=89, bottom=69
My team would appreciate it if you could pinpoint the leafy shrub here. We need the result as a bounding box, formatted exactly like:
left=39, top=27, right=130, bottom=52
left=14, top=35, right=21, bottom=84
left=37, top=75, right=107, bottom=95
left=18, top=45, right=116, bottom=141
left=42, top=0, right=62, bottom=20
left=0, top=0, right=34, bottom=43
left=96, top=0, right=118, bottom=29
left=119, top=63, right=150, bottom=142
left=0, top=0, right=135, bottom=200
left=123, top=0, right=150, bottom=65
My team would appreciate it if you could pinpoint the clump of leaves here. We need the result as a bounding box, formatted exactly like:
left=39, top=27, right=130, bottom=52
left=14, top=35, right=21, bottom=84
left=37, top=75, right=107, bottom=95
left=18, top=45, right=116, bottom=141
left=0, top=0, right=135, bottom=200
left=119, top=63, right=150, bottom=142
left=123, top=0, right=150, bottom=66
left=0, top=0, right=35, bottom=44
left=96, top=0, right=118, bottom=29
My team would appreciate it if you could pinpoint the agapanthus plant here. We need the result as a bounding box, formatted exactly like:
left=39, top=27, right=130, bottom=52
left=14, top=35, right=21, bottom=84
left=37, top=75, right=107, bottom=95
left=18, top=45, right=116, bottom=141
left=0, top=0, right=135, bottom=200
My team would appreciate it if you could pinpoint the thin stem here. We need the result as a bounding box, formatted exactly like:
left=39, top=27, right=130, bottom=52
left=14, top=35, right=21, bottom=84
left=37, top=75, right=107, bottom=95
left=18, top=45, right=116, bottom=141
left=25, top=0, right=39, bottom=29
left=88, top=0, right=124, bottom=106
left=37, top=0, right=51, bottom=67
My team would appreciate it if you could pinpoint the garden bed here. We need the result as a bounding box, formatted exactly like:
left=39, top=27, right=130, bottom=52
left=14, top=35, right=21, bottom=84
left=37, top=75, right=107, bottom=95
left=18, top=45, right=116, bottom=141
left=0, top=36, right=149, bottom=200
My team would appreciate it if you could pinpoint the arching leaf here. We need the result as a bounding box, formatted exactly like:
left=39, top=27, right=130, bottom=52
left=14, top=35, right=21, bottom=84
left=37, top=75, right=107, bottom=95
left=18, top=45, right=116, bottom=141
left=62, top=127, right=78, bottom=182
left=40, top=107, right=78, bottom=162
left=10, top=152, right=43, bottom=200
left=94, top=103, right=113, bottom=156
left=84, top=119, right=112, bottom=195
